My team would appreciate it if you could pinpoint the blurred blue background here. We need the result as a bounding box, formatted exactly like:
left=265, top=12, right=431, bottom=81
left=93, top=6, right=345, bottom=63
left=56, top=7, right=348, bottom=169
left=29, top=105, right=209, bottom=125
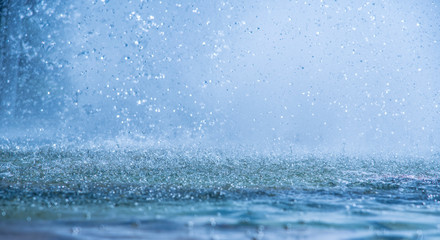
left=1, top=0, right=439, bottom=155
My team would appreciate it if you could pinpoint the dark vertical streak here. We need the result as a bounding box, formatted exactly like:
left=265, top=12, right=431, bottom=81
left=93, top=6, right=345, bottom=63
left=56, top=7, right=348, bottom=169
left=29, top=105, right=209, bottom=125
left=0, top=0, right=10, bottom=116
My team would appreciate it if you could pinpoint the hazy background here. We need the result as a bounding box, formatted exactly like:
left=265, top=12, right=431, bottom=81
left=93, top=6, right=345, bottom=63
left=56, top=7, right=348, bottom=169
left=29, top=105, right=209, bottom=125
left=1, top=0, right=439, bottom=155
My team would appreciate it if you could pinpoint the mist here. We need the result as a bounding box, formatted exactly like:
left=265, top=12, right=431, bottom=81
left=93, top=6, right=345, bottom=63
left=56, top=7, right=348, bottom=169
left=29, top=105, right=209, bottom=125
left=1, top=0, right=439, bottom=155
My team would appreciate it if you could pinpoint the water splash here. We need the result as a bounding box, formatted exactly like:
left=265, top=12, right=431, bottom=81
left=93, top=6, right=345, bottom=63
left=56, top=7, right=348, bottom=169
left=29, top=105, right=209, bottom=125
left=1, top=1, right=440, bottom=153
left=2, top=3, right=440, bottom=239
left=1, top=146, right=439, bottom=239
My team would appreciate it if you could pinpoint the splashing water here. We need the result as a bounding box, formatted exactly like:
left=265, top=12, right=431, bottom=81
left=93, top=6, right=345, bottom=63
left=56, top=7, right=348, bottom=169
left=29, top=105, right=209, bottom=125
left=1, top=0, right=439, bottom=153
left=1, top=1, right=440, bottom=239
left=1, top=145, right=440, bottom=239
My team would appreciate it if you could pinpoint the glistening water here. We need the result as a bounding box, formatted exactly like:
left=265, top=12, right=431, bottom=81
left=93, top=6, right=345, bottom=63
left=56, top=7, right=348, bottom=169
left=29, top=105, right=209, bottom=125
left=1, top=145, right=440, bottom=240
left=1, top=1, right=440, bottom=239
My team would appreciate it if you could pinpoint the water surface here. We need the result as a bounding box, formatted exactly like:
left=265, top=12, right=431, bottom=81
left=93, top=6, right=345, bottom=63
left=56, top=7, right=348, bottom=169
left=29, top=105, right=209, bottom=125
left=1, top=146, right=439, bottom=239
